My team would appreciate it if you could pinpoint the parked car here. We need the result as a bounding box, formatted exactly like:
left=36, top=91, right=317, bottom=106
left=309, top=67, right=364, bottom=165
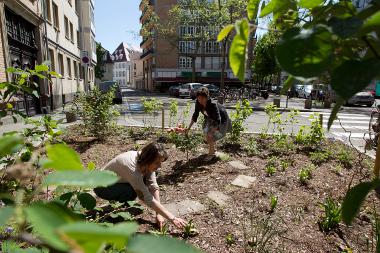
left=297, top=85, right=313, bottom=98
left=346, top=91, right=375, bottom=107
left=190, top=84, right=206, bottom=99
left=98, top=81, right=122, bottom=104
left=168, top=85, right=180, bottom=97
left=179, top=83, right=203, bottom=98
left=203, top=84, right=220, bottom=97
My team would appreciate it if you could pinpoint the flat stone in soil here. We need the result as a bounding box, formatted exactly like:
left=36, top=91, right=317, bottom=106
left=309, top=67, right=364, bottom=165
left=231, top=175, right=257, bottom=188
left=136, top=140, right=148, bottom=145
left=215, top=151, right=229, bottom=160
left=228, top=160, right=248, bottom=170
left=207, top=191, right=230, bottom=206
left=164, top=199, right=206, bottom=216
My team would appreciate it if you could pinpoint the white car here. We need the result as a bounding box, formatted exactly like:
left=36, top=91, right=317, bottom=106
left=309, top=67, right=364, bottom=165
left=297, top=85, right=313, bottom=98
left=346, top=91, right=375, bottom=107
left=179, top=83, right=202, bottom=98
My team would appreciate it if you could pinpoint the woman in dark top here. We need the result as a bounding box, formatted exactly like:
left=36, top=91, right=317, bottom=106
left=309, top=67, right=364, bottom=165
left=186, top=87, right=231, bottom=158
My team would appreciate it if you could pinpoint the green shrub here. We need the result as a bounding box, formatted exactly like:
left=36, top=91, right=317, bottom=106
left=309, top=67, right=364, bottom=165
left=245, top=137, right=259, bottom=156
left=76, top=87, right=119, bottom=139
left=280, top=160, right=289, bottom=171
left=141, top=97, right=163, bottom=128
left=270, top=195, right=278, bottom=212
left=319, top=197, right=341, bottom=233
left=295, top=114, right=324, bottom=147
left=169, top=132, right=203, bottom=162
left=168, top=99, right=178, bottom=127
left=265, top=165, right=277, bottom=176
left=225, top=233, right=235, bottom=246
left=310, top=150, right=331, bottom=165
left=299, top=164, right=314, bottom=184
left=336, top=148, right=354, bottom=168
left=228, top=99, right=253, bottom=144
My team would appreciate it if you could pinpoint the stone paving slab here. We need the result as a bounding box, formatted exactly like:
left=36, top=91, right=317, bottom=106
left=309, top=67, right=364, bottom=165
left=207, top=191, right=230, bottom=206
left=164, top=199, right=206, bottom=216
left=228, top=160, right=249, bottom=170
left=231, top=175, right=257, bottom=188
left=136, top=140, right=148, bottom=145
left=215, top=151, right=230, bottom=161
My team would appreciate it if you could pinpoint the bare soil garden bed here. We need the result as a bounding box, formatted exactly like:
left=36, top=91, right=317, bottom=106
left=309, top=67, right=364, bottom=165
left=64, top=125, right=378, bottom=253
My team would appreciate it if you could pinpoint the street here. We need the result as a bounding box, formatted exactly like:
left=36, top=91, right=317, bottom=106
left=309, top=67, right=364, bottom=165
left=120, top=88, right=378, bottom=158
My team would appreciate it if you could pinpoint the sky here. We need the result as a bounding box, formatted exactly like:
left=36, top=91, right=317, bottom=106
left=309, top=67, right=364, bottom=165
left=95, top=0, right=141, bottom=52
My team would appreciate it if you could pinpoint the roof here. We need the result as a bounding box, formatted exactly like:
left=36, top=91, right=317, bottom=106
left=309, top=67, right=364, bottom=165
left=111, top=42, right=142, bottom=62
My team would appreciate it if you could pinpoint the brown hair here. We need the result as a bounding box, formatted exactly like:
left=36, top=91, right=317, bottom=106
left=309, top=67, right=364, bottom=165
left=137, top=142, right=168, bottom=168
left=196, top=87, right=209, bottom=99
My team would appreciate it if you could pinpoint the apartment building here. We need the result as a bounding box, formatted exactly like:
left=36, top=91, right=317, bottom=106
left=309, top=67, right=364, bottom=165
left=97, top=47, right=114, bottom=82
left=0, top=0, right=45, bottom=115
left=139, top=0, right=250, bottom=92
left=78, top=0, right=97, bottom=89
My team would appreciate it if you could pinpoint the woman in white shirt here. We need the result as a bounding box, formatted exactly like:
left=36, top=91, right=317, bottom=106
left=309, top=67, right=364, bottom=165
left=94, top=142, right=187, bottom=229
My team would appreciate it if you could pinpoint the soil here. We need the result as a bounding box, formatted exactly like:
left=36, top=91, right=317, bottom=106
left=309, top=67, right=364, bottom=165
left=63, top=125, right=379, bottom=253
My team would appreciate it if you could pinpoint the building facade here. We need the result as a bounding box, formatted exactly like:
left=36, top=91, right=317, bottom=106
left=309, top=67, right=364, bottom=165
left=139, top=0, right=250, bottom=92
left=100, top=48, right=114, bottom=82
left=0, top=0, right=95, bottom=115
left=78, top=0, right=96, bottom=90
left=0, top=0, right=45, bottom=115
left=111, top=42, right=141, bottom=87
left=130, top=50, right=143, bottom=89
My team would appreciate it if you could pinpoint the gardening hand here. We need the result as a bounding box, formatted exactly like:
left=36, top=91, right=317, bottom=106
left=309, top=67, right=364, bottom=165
left=171, top=217, right=187, bottom=229
left=156, top=214, right=165, bottom=230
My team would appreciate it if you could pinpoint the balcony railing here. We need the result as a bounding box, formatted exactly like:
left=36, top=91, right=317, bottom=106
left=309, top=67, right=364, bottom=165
left=140, top=49, right=154, bottom=59
left=140, top=38, right=148, bottom=47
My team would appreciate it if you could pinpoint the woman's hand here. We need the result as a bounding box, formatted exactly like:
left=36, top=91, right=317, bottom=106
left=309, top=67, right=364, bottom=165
left=171, top=217, right=187, bottom=229
left=156, top=214, right=165, bottom=230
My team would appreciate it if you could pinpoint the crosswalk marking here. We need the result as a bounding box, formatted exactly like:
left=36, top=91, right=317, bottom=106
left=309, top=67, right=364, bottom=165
left=299, top=111, right=372, bottom=140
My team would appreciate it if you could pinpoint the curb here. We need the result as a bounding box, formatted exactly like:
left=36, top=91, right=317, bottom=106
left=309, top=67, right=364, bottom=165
left=224, top=105, right=329, bottom=113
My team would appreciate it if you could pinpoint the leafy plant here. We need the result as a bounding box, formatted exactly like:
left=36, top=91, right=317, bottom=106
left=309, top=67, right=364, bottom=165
left=225, top=233, right=235, bottom=246
left=265, top=165, right=276, bottom=177
left=182, top=101, right=192, bottom=125
left=269, top=195, right=278, bottom=213
left=299, top=164, right=314, bottom=184
left=336, top=148, right=354, bottom=169
left=286, top=109, right=300, bottom=136
left=76, top=87, right=119, bottom=139
left=310, top=150, right=332, bottom=165
left=319, top=197, right=341, bottom=233
left=228, top=99, right=253, bottom=144
left=295, top=114, right=324, bottom=147
left=280, top=160, right=289, bottom=171
left=141, top=97, right=163, bottom=129
left=183, top=219, right=199, bottom=238
left=149, top=223, right=170, bottom=236
left=169, top=132, right=203, bottom=162
left=169, top=99, right=179, bottom=127
left=245, top=137, right=259, bottom=156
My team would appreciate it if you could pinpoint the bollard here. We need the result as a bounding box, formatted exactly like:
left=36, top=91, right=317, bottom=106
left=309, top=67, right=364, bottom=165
left=319, top=114, right=323, bottom=127
left=162, top=107, right=165, bottom=131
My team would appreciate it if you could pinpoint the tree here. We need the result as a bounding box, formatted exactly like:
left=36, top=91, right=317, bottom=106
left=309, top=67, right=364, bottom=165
left=95, top=42, right=106, bottom=80
left=252, top=27, right=280, bottom=88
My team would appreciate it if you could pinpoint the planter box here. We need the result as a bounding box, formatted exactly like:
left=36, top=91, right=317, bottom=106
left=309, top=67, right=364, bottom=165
left=273, top=98, right=281, bottom=108
left=65, top=111, right=77, bottom=123
left=305, top=99, right=312, bottom=109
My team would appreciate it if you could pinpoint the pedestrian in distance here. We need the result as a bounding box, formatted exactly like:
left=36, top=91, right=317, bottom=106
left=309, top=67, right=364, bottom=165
left=186, top=87, right=232, bottom=160
left=94, top=142, right=187, bottom=229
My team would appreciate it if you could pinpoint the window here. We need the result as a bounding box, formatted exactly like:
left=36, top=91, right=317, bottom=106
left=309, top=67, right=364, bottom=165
left=67, top=58, right=72, bottom=78
left=76, top=30, right=80, bottom=47
left=69, top=22, right=74, bottom=42
left=73, top=61, right=78, bottom=78
left=123, top=71, right=125, bottom=77
left=48, top=49, right=56, bottom=72
left=58, top=53, right=64, bottom=76
left=205, top=41, right=213, bottom=54
left=64, top=16, right=69, bottom=39
left=52, top=2, right=59, bottom=29
left=45, top=0, right=52, bottom=22
left=179, top=56, right=192, bottom=68
left=90, top=5, right=95, bottom=24
left=179, top=41, right=195, bottom=53
left=213, top=42, right=220, bottom=53
left=122, top=63, right=125, bottom=68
